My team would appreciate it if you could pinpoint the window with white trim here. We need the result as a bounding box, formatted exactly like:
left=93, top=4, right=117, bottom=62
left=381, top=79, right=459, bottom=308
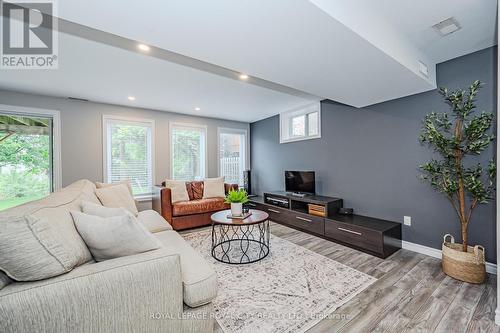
left=218, top=128, right=247, bottom=186
left=0, top=107, right=61, bottom=211
left=170, top=123, right=207, bottom=181
left=280, top=103, right=321, bottom=143
left=103, top=116, right=154, bottom=199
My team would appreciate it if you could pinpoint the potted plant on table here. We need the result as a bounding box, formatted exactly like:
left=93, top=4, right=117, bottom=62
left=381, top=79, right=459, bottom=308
left=419, top=80, right=495, bottom=284
left=225, top=188, right=249, bottom=217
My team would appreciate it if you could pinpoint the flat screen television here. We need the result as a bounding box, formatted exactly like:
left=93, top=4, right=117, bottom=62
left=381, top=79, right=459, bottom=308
left=285, top=171, right=315, bottom=195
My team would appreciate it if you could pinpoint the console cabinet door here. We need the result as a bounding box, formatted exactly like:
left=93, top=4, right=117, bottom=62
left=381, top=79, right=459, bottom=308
left=325, top=219, right=383, bottom=254
left=284, top=210, right=324, bottom=235
left=264, top=206, right=286, bottom=222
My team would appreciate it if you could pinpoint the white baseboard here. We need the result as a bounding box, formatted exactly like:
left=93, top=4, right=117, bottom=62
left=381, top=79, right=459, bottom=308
left=402, top=240, right=497, bottom=275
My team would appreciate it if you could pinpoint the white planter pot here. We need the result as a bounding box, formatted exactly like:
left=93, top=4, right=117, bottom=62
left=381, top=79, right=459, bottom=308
left=231, top=203, right=243, bottom=216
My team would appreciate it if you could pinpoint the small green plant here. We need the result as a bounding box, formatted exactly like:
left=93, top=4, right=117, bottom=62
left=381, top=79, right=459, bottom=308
left=224, top=188, right=249, bottom=204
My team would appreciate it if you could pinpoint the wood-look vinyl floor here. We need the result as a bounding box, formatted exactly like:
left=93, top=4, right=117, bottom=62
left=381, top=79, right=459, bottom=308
left=183, top=222, right=499, bottom=333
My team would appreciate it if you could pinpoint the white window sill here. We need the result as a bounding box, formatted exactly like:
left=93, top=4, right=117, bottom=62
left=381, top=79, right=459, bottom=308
left=280, top=134, right=321, bottom=144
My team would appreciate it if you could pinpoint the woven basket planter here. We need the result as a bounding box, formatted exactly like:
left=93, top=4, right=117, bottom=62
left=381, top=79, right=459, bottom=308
left=442, top=234, right=486, bottom=284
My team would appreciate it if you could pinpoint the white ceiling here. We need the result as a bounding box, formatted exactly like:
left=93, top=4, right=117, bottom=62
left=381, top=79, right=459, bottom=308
left=360, top=0, right=498, bottom=64
left=0, top=32, right=313, bottom=122
left=51, top=0, right=438, bottom=108
left=1, top=0, right=497, bottom=122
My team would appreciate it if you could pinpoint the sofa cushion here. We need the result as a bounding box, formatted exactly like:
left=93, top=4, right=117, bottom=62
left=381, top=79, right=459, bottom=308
left=172, top=198, right=227, bottom=217
left=190, top=181, right=204, bottom=200
left=164, top=180, right=190, bottom=203
left=95, top=180, right=133, bottom=195
left=0, top=272, right=11, bottom=290
left=95, top=184, right=139, bottom=216
left=137, top=210, right=172, bottom=233
left=71, top=211, right=161, bottom=262
left=202, top=177, right=225, bottom=199
left=82, top=200, right=128, bottom=217
left=154, top=230, right=217, bottom=307
left=0, top=215, right=86, bottom=281
left=0, top=179, right=97, bottom=278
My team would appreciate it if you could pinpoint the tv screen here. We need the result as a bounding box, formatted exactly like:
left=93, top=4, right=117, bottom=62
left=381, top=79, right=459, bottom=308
left=285, top=171, right=315, bottom=194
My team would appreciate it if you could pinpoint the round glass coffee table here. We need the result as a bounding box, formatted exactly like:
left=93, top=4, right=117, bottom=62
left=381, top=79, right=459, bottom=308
left=210, top=209, right=270, bottom=264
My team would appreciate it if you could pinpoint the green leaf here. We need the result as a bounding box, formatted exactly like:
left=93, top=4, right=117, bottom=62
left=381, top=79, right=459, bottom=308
left=419, top=80, right=495, bottom=208
left=224, top=188, right=249, bottom=204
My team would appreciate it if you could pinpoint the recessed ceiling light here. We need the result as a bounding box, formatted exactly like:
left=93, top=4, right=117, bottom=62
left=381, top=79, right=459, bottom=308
left=194, top=107, right=201, bottom=111
left=128, top=96, right=136, bottom=101
left=239, top=74, right=249, bottom=80
left=432, top=17, right=461, bottom=36
left=138, top=44, right=150, bottom=52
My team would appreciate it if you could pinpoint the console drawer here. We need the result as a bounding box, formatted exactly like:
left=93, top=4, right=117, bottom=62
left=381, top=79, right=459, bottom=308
left=263, top=206, right=286, bottom=221
left=284, top=210, right=324, bottom=235
left=325, top=219, right=382, bottom=254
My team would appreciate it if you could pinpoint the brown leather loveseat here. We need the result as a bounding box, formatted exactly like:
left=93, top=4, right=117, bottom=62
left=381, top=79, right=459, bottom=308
left=153, top=181, right=238, bottom=230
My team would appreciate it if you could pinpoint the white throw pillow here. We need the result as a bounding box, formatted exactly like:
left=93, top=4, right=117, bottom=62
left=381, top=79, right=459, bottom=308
left=81, top=200, right=128, bottom=218
left=164, top=179, right=189, bottom=203
left=203, top=177, right=225, bottom=199
left=95, top=184, right=139, bottom=216
left=95, top=180, right=133, bottom=195
left=70, top=211, right=161, bottom=262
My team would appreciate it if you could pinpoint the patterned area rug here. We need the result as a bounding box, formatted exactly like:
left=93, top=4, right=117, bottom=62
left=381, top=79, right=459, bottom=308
left=183, top=229, right=376, bottom=333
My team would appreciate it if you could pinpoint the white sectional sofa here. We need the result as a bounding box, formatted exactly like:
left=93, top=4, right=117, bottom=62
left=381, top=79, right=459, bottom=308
left=0, top=180, right=217, bottom=333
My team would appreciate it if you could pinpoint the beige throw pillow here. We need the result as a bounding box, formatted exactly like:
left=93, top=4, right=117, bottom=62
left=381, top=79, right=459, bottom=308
left=164, top=179, right=189, bottom=203
left=95, top=180, right=133, bottom=195
left=70, top=211, right=161, bottom=262
left=0, top=215, right=84, bottom=281
left=203, top=177, right=225, bottom=199
left=81, top=200, right=128, bottom=218
left=95, top=184, right=139, bottom=216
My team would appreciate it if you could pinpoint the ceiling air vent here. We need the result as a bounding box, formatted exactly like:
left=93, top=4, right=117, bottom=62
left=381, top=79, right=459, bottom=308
left=433, top=17, right=461, bottom=36
left=418, top=61, right=429, bottom=78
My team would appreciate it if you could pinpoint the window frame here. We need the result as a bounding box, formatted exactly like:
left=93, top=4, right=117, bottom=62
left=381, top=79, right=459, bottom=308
left=0, top=103, right=62, bottom=191
left=102, top=115, right=155, bottom=201
left=217, top=127, right=249, bottom=186
left=169, top=122, right=208, bottom=181
left=280, top=102, right=321, bottom=144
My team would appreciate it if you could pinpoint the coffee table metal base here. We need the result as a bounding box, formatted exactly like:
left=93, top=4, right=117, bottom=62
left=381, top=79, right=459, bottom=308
left=211, top=220, right=270, bottom=264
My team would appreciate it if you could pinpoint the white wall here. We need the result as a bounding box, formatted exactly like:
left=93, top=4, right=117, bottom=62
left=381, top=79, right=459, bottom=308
left=0, top=89, right=249, bottom=209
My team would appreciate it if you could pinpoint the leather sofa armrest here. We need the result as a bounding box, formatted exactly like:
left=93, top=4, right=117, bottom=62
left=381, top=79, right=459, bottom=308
left=152, top=186, right=173, bottom=224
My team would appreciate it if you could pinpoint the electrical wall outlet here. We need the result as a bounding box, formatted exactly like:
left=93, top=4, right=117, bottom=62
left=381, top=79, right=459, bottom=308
left=404, top=216, right=412, bottom=226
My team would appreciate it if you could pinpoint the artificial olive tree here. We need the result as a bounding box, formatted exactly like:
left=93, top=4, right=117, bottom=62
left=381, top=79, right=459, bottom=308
left=419, top=80, right=496, bottom=252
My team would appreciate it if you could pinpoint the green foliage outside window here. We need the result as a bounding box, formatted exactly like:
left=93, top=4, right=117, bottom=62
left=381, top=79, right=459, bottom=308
left=0, top=132, right=51, bottom=210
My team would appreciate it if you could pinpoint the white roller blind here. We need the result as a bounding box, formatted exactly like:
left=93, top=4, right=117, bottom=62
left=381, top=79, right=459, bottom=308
left=170, top=123, right=206, bottom=181
left=104, top=117, right=154, bottom=197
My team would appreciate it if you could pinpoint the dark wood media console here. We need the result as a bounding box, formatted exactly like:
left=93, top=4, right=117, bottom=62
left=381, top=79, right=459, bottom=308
left=247, top=192, right=401, bottom=259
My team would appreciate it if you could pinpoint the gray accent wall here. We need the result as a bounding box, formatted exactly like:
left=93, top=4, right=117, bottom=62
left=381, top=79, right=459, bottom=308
left=0, top=90, right=249, bottom=210
left=251, top=47, right=497, bottom=262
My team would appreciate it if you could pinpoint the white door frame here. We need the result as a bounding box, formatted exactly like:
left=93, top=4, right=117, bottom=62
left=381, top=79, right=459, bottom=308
left=217, top=127, right=249, bottom=185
